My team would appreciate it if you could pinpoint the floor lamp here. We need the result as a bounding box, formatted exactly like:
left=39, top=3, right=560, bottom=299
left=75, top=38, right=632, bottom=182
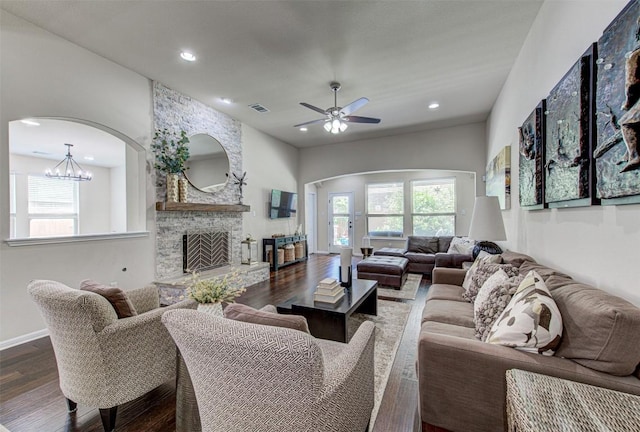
left=468, top=196, right=506, bottom=259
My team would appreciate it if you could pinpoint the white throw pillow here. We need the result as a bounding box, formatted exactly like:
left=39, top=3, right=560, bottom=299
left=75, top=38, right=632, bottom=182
left=461, top=251, right=502, bottom=291
left=487, top=270, right=563, bottom=356
left=446, top=236, right=475, bottom=255
left=473, top=269, right=509, bottom=319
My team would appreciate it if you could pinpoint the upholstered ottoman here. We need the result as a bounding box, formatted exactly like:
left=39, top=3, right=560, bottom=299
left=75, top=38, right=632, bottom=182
left=356, top=255, right=409, bottom=289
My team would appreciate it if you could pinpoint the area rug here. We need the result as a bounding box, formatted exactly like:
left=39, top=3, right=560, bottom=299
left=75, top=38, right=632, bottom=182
left=348, top=299, right=412, bottom=429
left=376, top=273, right=422, bottom=300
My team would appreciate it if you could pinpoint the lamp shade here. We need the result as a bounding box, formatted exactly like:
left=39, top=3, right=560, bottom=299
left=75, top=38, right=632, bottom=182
left=468, top=196, right=506, bottom=241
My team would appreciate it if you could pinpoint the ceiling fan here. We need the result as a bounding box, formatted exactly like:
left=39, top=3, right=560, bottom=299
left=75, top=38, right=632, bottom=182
left=294, top=81, right=381, bottom=134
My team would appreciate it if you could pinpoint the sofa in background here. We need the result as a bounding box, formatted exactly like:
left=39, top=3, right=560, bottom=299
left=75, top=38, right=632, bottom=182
left=374, top=236, right=473, bottom=277
left=418, top=251, right=640, bottom=432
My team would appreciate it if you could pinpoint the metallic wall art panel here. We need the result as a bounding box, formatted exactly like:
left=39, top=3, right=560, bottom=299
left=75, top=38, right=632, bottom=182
left=486, top=146, right=511, bottom=210
left=594, top=0, right=640, bottom=204
left=519, top=101, right=546, bottom=209
left=545, top=46, right=597, bottom=208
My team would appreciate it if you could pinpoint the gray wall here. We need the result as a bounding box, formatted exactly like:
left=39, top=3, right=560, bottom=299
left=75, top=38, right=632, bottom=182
left=487, top=0, right=639, bottom=305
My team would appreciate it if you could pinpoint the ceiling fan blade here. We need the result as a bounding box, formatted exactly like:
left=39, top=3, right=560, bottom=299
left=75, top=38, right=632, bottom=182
left=343, top=115, right=381, bottom=124
left=341, top=97, right=369, bottom=116
left=293, top=118, right=327, bottom=128
left=300, top=102, right=328, bottom=115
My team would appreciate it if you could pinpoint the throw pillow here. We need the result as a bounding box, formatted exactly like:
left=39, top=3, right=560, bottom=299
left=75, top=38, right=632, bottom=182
left=474, top=274, right=524, bottom=341
left=487, top=271, right=563, bottom=356
left=473, top=269, right=509, bottom=318
left=461, top=251, right=502, bottom=292
left=463, top=261, right=517, bottom=303
left=446, top=236, right=475, bottom=255
left=224, top=303, right=310, bottom=334
left=80, top=280, right=138, bottom=319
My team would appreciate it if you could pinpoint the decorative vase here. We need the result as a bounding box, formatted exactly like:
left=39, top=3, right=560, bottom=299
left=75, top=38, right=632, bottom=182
left=166, top=173, right=180, bottom=203
left=197, top=302, right=223, bottom=316
left=178, top=177, right=189, bottom=203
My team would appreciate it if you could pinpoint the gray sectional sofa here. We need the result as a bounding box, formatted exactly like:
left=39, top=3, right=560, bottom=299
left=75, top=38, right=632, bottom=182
left=374, top=235, right=473, bottom=276
left=418, top=251, right=640, bottom=432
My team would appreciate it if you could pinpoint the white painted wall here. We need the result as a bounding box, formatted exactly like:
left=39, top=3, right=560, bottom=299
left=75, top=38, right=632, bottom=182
left=241, top=124, right=299, bottom=251
left=0, top=12, right=154, bottom=344
left=487, top=0, right=639, bottom=305
left=314, top=170, right=476, bottom=253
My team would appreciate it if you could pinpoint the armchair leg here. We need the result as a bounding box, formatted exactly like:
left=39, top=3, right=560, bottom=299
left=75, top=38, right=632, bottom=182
left=99, top=406, right=118, bottom=432
left=66, top=398, right=77, bottom=413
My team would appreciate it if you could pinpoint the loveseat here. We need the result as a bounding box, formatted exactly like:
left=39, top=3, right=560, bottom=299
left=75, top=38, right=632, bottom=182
left=418, top=251, right=640, bottom=432
left=374, top=236, right=473, bottom=276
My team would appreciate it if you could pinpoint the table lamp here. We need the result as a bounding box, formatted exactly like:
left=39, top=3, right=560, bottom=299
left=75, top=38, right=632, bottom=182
left=468, top=196, right=506, bottom=259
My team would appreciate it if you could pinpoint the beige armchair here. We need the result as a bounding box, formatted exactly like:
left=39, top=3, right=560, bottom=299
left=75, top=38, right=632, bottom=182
left=27, top=279, right=197, bottom=432
left=162, top=309, right=375, bottom=432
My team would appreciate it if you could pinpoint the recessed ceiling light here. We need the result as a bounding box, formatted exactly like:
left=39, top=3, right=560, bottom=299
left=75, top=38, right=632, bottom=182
left=221, top=98, right=233, bottom=105
left=299, top=127, right=308, bottom=132
left=180, top=51, right=196, bottom=62
left=21, top=119, right=40, bottom=126
left=428, top=102, right=440, bottom=110
left=84, top=156, right=95, bottom=161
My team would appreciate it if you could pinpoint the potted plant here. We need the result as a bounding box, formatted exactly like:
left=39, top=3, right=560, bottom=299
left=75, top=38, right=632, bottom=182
left=184, top=270, right=245, bottom=315
left=152, top=128, right=190, bottom=202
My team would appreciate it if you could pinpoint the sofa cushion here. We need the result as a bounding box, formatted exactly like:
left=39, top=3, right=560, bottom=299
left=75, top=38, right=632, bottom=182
left=461, top=252, right=503, bottom=292
left=474, top=274, right=524, bottom=342
left=421, top=320, right=477, bottom=340
left=487, top=271, right=563, bottom=356
left=447, top=236, right=475, bottom=255
left=463, top=262, right=519, bottom=303
left=404, top=252, right=436, bottom=264
left=519, top=261, right=571, bottom=282
left=224, top=303, right=310, bottom=333
left=426, top=284, right=466, bottom=302
left=553, top=282, right=640, bottom=376
left=407, top=236, right=439, bottom=254
left=500, top=250, right=536, bottom=268
left=80, top=280, right=138, bottom=319
left=422, top=299, right=474, bottom=327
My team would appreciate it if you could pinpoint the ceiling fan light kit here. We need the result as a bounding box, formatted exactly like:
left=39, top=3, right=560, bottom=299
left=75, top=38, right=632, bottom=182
left=295, top=81, right=381, bottom=134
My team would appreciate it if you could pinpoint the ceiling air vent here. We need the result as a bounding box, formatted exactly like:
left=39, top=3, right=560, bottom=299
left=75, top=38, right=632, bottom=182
left=249, top=103, right=270, bottom=113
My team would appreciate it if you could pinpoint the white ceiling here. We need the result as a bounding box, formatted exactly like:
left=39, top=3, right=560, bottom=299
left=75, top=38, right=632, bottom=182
left=0, top=0, right=543, bottom=148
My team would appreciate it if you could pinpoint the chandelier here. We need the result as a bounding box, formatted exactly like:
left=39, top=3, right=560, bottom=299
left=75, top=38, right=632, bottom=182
left=45, top=144, right=93, bottom=181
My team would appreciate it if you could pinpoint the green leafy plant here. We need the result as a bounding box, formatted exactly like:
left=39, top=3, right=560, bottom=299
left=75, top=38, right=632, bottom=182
left=184, top=270, right=245, bottom=304
left=152, top=128, right=190, bottom=174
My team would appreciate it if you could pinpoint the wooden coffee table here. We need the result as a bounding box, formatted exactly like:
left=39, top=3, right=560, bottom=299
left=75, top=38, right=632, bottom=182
left=276, top=279, right=378, bottom=343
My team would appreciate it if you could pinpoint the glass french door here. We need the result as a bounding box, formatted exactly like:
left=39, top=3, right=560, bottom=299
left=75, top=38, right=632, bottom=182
left=328, top=192, right=354, bottom=253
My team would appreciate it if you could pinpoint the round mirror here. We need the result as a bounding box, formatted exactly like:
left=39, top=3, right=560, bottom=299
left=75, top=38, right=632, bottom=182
left=184, top=134, right=230, bottom=193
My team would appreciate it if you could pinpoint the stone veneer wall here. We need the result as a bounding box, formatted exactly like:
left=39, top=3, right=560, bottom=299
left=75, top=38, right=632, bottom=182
left=153, top=82, right=246, bottom=279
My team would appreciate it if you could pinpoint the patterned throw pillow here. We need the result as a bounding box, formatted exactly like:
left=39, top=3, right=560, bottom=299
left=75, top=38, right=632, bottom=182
left=463, top=261, right=518, bottom=303
left=487, top=271, right=563, bottom=356
left=474, top=274, right=524, bottom=341
left=461, top=251, right=502, bottom=292
left=446, top=236, right=475, bottom=255
left=473, top=269, right=509, bottom=318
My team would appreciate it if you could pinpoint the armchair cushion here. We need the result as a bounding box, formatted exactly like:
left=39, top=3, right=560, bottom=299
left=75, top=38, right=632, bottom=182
left=224, top=302, right=310, bottom=333
left=80, top=279, right=137, bottom=319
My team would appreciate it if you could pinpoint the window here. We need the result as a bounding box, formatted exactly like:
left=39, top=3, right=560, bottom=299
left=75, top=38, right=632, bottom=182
left=412, top=178, right=455, bottom=236
left=366, top=182, right=404, bottom=237
left=27, top=175, right=78, bottom=238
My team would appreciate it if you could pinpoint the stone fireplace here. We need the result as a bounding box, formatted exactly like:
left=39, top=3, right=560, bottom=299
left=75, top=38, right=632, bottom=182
left=152, top=82, right=269, bottom=303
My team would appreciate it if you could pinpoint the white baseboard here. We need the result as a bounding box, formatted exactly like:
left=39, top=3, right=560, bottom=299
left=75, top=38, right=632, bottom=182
left=0, top=329, right=49, bottom=351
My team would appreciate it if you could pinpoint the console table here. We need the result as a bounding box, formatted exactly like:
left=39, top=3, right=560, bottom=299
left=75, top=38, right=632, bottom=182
left=506, top=369, right=640, bottom=432
left=262, top=235, right=308, bottom=271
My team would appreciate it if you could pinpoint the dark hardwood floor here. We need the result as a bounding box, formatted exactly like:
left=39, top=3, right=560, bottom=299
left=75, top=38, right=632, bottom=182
left=0, top=254, right=427, bottom=432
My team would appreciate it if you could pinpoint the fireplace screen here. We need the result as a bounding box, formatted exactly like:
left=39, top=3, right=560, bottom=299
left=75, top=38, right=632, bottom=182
left=183, top=231, right=230, bottom=273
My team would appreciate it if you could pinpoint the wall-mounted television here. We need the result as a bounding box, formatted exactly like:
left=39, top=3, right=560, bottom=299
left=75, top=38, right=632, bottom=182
left=270, top=189, right=297, bottom=219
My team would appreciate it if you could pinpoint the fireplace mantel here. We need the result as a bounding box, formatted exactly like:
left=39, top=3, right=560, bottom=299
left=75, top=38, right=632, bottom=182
left=155, top=202, right=250, bottom=212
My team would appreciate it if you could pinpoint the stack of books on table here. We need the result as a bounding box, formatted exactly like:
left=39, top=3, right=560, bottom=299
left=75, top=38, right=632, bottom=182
left=313, top=278, right=345, bottom=304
